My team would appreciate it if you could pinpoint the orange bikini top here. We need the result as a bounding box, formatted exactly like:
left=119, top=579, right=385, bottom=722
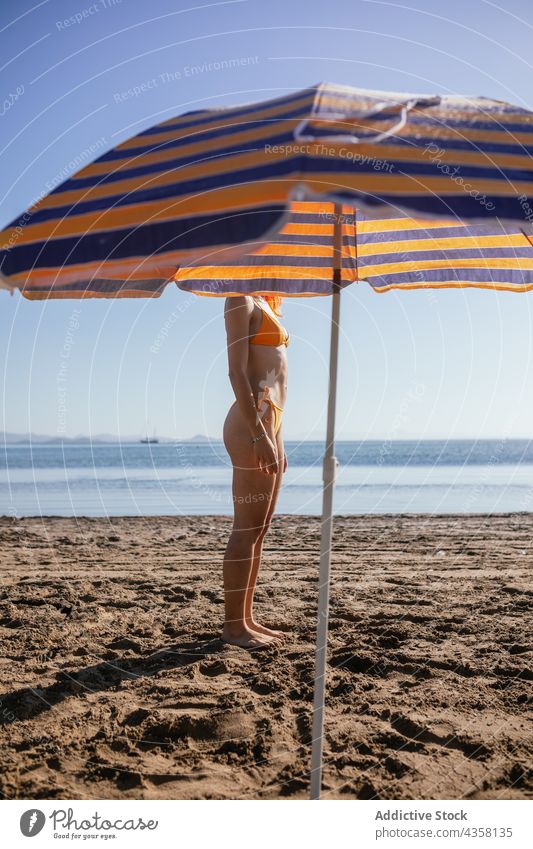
left=249, top=300, right=290, bottom=348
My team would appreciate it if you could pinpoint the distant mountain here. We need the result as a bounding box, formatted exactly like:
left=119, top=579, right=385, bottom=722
left=1, top=431, right=215, bottom=444
left=2, top=431, right=123, bottom=444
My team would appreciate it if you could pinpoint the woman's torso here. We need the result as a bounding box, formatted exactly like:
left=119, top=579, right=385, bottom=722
left=246, top=297, right=288, bottom=408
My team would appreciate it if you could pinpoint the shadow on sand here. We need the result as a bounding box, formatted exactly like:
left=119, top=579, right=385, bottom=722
left=0, top=636, right=257, bottom=725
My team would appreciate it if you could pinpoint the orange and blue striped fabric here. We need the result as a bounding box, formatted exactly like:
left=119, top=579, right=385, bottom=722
left=2, top=82, right=533, bottom=300
left=357, top=215, right=533, bottom=293
left=177, top=201, right=533, bottom=296
left=177, top=202, right=357, bottom=297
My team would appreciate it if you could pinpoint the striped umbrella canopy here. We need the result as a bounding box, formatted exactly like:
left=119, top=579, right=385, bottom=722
left=176, top=197, right=533, bottom=801
left=176, top=200, right=533, bottom=296
left=2, top=82, right=533, bottom=299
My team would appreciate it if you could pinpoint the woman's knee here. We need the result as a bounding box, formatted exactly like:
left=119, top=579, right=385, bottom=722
left=229, top=524, right=264, bottom=550
left=256, top=520, right=272, bottom=544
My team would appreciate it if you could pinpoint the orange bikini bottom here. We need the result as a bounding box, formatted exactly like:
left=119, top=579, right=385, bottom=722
left=256, top=387, right=283, bottom=436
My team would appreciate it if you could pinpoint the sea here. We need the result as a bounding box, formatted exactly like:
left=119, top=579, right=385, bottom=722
left=2, top=439, right=533, bottom=517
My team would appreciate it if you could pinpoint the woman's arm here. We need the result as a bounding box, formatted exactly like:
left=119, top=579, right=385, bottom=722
left=224, top=297, right=278, bottom=473
left=224, top=296, right=263, bottom=438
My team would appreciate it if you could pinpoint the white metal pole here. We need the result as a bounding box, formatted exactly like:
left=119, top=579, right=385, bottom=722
left=310, top=203, right=342, bottom=800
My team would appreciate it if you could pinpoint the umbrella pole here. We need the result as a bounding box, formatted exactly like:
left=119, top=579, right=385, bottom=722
left=310, top=203, right=342, bottom=800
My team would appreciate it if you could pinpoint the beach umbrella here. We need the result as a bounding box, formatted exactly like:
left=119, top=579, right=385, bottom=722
left=2, top=82, right=533, bottom=800
left=176, top=198, right=533, bottom=800
left=2, top=82, right=533, bottom=298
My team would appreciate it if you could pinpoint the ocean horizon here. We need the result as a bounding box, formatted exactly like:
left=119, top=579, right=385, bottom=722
left=2, top=438, right=533, bottom=518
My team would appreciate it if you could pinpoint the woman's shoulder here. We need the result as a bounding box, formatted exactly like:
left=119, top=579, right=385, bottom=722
left=224, top=295, right=254, bottom=314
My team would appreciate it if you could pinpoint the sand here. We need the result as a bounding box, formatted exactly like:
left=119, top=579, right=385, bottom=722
left=0, top=513, right=531, bottom=800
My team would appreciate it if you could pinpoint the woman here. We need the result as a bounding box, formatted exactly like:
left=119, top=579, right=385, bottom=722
left=222, top=293, right=289, bottom=648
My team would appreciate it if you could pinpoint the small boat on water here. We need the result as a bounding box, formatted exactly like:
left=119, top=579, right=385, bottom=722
left=140, top=428, right=158, bottom=444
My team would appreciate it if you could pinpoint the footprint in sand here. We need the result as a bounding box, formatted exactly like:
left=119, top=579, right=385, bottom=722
left=143, top=708, right=255, bottom=744
left=199, top=660, right=228, bottom=678
left=106, top=637, right=142, bottom=653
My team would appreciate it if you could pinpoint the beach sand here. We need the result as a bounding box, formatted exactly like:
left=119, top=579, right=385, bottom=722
left=0, top=514, right=531, bottom=800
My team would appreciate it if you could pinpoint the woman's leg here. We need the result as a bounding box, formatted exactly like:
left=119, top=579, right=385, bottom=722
left=222, top=466, right=278, bottom=647
left=244, top=429, right=285, bottom=636
left=222, top=403, right=279, bottom=648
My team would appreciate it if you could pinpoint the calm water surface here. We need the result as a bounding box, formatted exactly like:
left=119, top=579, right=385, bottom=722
left=2, top=440, right=533, bottom=516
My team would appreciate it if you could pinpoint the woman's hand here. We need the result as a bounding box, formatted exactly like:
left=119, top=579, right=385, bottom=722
left=254, top=435, right=279, bottom=474
left=283, top=452, right=288, bottom=473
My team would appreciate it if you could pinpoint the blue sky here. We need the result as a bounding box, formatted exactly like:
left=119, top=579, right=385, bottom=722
left=2, top=0, right=533, bottom=440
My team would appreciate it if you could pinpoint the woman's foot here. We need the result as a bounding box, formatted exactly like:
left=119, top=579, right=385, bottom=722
left=245, top=620, right=285, bottom=640
left=221, top=625, right=278, bottom=649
